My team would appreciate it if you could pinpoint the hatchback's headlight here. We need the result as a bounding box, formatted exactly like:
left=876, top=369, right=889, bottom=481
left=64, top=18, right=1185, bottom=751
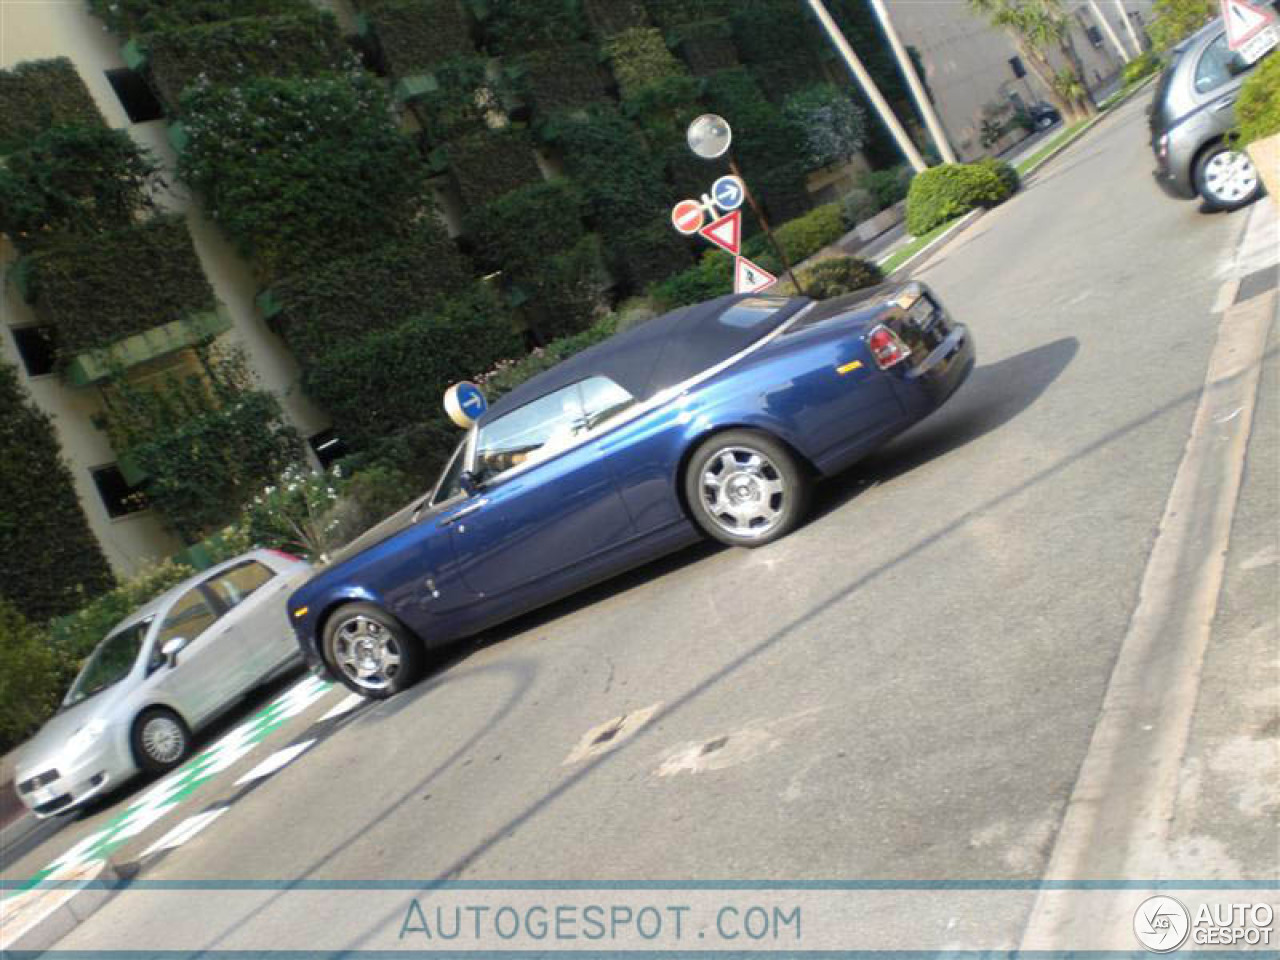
left=65, top=717, right=107, bottom=760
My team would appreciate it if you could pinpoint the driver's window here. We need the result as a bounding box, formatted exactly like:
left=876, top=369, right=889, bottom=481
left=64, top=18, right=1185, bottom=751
left=1194, top=34, right=1247, bottom=93
left=155, top=588, right=218, bottom=651
left=579, top=376, right=636, bottom=432
left=475, top=386, right=586, bottom=479
left=432, top=439, right=470, bottom=505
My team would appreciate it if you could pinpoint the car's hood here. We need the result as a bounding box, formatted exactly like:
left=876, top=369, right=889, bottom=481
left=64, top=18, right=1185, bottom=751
left=14, top=684, right=130, bottom=775
left=319, top=496, right=450, bottom=570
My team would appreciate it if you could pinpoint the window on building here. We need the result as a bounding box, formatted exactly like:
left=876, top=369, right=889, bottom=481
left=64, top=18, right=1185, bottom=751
left=105, top=68, right=164, bottom=123
left=308, top=429, right=348, bottom=469
left=91, top=464, right=149, bottom=518
left=11, top=325, right=57, bottom=377
left=1009, top=56, right=1026, bottom=79
left=1086, top=25, right=1104, bottom=47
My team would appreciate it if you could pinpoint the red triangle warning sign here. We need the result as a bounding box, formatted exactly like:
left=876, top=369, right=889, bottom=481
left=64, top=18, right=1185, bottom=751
left=699, top=210, right=741, bottom=256
left=735, top=256, right=777, bottom=294
left=1222, top=0, right=1276, bottom=48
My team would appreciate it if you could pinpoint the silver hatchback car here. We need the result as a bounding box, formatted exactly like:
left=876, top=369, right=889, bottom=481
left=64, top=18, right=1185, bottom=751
left=13, top=549, right=310, bottom=818
left=1150, top=18, right=1274, bottom=210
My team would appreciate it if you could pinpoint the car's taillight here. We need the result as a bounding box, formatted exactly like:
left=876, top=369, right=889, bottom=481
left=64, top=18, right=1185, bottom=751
left=867, top=324, right=911, bottom=370
left=267, top=548, right=303, bottom=563
left=1157, top=134, right=1169, bottom=160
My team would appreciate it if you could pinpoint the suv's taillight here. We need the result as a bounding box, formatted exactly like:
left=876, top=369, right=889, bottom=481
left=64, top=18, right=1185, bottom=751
left=267, top=548, right=303, bottom=563
left=868, top=324, right=912, bottom=370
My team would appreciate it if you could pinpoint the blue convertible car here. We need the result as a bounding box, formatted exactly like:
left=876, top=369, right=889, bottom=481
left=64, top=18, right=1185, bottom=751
left=289, top=284, right=973, bottom=697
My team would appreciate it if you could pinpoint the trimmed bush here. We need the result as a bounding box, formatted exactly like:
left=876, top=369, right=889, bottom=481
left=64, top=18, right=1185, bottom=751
left=141, top=12, right=348, bottom=111
left=465, top=179, right=586, bottom=274
left=447, top=127, right=544, bottom=207
left=0, top=59, right=104, bottom=154
left=670, top=19, right=738, bottom=75
left=791, top=256, right=882, bottom=299
left=87, top=0, right=313, bottom=35
left=605, top=27, right=686, bottom=99
left=648, top=248, right=735, bottom=309
left=771, top=202, right=845, bottom=263
left=479, top=0, right=584, bottom=54
left=0, top=364, right=115, bottom=623
left=269, top=226, right=471, bottom=363
left=549, top=105, right=671, bottom=224
left=646, top=0, right=734, bottom=28
left=179, top=74, right=430, bottom=283
left=860, top=165, right=914, bottom=211
left=975, top=156, right=1020, bottom=196
left=302, top=286, right=522, bottom=447
left=409, top=57, right=500, bottom=144
left=1123, top=50, right=1161, bottom=87
left=582, top=0, right=649, bottom=37
left=1237, top=52, right=1280, bottom=146
left=840, top=187, right=878, bottom=228
left=517, top=234, right=612, bottom=342
left=602, top=217, right=692, bottom=291
left=752, top=162, right=813, bottom=225
left=0, top=602, right=66, bottom=753
left=510, top=44, right=609, bottom=115
left=783, top=84, right=867, bottom=171
left=0, top=125, right=162, bottom=253
left=26, top=217, right=216, bottom=364
left=905, top=162, right=1012, bottom=236
left=621, top=73, right=702, bottom=141
left=364, top=0, right=475, bottom=76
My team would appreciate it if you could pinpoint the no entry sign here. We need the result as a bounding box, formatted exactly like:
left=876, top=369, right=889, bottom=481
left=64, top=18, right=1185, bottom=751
left=671, top=199, right=705, bottom=235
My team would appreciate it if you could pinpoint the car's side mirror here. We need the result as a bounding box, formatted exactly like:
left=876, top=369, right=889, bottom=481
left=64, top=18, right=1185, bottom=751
left=459, top=470, right=482, bottom=497
left=160, top=636, right=188, bottom=668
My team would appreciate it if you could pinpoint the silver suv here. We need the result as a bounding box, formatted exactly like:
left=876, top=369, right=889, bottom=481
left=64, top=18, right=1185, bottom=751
left=1150, top=19, right=1272, bottom=211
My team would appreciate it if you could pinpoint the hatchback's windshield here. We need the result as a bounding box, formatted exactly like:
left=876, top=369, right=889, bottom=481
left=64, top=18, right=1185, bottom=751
left=64, top=620, right=150, bottom=707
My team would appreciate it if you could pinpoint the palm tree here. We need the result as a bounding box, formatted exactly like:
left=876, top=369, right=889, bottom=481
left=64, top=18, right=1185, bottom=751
left=969, top=0, right=1098, bottom=122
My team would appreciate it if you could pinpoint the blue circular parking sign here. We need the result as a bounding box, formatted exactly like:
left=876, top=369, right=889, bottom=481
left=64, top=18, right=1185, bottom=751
left=712, top=175, right=745, bottom=212
left=444, top=381, right=488, bottom=428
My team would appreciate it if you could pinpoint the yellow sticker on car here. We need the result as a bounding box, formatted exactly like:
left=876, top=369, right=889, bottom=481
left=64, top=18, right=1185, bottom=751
left=837, top=359, right=863, bottom=375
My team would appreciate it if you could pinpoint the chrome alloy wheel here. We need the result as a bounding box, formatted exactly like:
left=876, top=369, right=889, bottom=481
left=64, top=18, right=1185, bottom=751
left=1203, top=150, right=1258, bottom=206
left=333, top=615, right=403, bottom=691
left=140, top=715, right=185, bottom=764
left=699, top=446, right=788, bottom=539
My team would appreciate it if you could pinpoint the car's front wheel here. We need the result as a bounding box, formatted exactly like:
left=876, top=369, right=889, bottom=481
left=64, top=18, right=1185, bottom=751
left=1195, top=142, right=1262, bottom=211
left=132, top=707, right=191, bottom=774
left=323, top=603, right=424, bottom=699
left=684, top=430, right=810, bottom=547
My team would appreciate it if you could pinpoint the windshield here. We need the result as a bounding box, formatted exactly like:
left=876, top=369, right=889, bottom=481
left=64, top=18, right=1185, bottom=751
left=64, top=619, right=150, bottom=707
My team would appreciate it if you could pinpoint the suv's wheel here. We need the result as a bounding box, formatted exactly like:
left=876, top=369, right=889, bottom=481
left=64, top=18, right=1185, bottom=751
left=684, top=430, right=810, bottom=547
left=1195, top=142, right=1262, bottom=211
left=132, top=707, right=191, bottom=774
left=323, top=603, right=424, bottom=699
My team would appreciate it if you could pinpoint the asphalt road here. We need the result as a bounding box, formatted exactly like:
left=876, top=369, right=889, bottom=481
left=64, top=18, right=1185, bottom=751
left=4, top=94, right=1274, bottom=950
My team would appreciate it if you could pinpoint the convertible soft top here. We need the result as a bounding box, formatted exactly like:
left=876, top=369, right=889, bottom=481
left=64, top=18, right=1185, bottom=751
left=480, top=294, right=809, bottom=424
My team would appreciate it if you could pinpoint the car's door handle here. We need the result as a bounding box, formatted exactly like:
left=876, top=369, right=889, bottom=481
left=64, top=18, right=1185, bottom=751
left=1212, top=96, right=1236, bottom=111
left=440, top=499, right=488, bottom=526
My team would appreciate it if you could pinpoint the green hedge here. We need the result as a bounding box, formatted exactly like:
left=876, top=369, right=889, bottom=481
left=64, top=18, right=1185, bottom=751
left=364, top=0, right=476, bottom=77
left=464, top=179, right=585, bottom=274
left=479, top=0, right=584, bottom=54
left=179, top=74, right=430, bottom=283
left=729, top=0, right=819, bottom=70
left=0, top=364, right=115, bottom=624
left=0, top=59, right=105, bottom=154
left=647, top=248, right=734, bottom=309
left=905, top=162, right=1013, bottom=235
left=269, top=225, right=472, bottom=363
left=408, top=57, right=499, bottom=144
left=783, top=84, right=867, bottom=171
left=141, top=11, right=347, bottom=111
left=646, top=0, right=734, bottom=27
left=771, top=202, right=845, bottom=263
left=601, top=216, right=692, bottom=290
left=0, top=125, right=162, bottom=253
left=446, top=127, right=544, bottom=207
left=516, top=233, right=611, bottom=342
left=26, top=217, right=217, bottom=363
left=604, top=27, right=687, bottom=99
left=511, top=44, right=609, bottom=115
left=975, top=156, right=1020, bottom=196
left=670, top=18, right=739, bottom=75
left=1237, top=52, right=1280, bottom=146
left=87, top=0, right=313, bottom=35
left=582, top=0, right=648, bottom=36
left=0, top=601, right=66, bottom=754
left=621, top=73, right=702, bottom=141
left=303, top=285, right=523, bottom=447
left=548, top=106, right=670, bottom=225
left=788, top=256, right=882, bottom=299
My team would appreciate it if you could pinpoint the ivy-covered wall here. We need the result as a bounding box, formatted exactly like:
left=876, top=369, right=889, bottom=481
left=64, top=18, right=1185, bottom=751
left=0, top=59, right=105, bottom=153
left=0, top=363, right=115, bottom=622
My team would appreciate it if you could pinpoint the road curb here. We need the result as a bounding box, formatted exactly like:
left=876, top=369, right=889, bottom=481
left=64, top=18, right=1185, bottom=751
left=0, top=858, right=126, bottom=952
left=885, top=208, right=984, bottom=280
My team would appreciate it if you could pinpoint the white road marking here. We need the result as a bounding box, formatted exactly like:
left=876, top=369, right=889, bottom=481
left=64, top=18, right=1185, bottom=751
left=319, top=692, right=364, bottom=722
left=139, top=808, right=229, bottom=859
left=233, top=739, right=316, bottom=786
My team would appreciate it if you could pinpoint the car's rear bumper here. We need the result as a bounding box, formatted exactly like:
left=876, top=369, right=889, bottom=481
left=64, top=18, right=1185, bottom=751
left=896, top=323, right=975, bottom=414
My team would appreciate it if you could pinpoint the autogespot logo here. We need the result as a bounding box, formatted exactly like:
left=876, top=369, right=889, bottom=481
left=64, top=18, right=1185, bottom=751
left=1134, top=896, right=1191, bottom=953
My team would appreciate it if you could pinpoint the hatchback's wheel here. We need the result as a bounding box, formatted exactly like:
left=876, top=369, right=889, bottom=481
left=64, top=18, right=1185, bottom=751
left=323, top=603, right=423, bottom=699
left=1195, top=143, right=1262, bottom=211
left=684, top=430, right=810, bottom=547
left=132, top=707, right=191, bottom=774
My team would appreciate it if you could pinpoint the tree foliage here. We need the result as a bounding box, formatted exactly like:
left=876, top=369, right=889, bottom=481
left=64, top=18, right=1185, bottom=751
left=1147, top=0, right=1215, bottom=50
left=783, top=84, right=868, bottom=170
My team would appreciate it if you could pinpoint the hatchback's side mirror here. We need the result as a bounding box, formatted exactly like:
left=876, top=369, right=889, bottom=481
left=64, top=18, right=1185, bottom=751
left=160, top=636, right=188, bottom=668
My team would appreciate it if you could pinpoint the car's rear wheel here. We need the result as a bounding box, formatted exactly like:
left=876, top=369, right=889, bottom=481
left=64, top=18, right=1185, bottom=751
left=132, top=707, right=191, bottom=774
left=323, top=603, right=424, bottom=699
left=1195, top=142, right=1262, bottom=211
left=684, top=430, right=810, bottom=547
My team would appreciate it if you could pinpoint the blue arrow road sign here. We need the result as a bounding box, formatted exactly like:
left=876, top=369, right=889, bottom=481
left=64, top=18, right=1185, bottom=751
left=457, top=382, right=487, bottom=416
left=712, top=175, right=745, bottom=212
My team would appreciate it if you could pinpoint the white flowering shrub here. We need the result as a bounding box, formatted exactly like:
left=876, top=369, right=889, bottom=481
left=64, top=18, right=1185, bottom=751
left=783, top=84, right=867, bottom=171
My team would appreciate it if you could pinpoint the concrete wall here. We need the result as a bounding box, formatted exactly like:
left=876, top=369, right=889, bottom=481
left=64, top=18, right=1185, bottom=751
left=0, top=1, right=330, bottom=578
